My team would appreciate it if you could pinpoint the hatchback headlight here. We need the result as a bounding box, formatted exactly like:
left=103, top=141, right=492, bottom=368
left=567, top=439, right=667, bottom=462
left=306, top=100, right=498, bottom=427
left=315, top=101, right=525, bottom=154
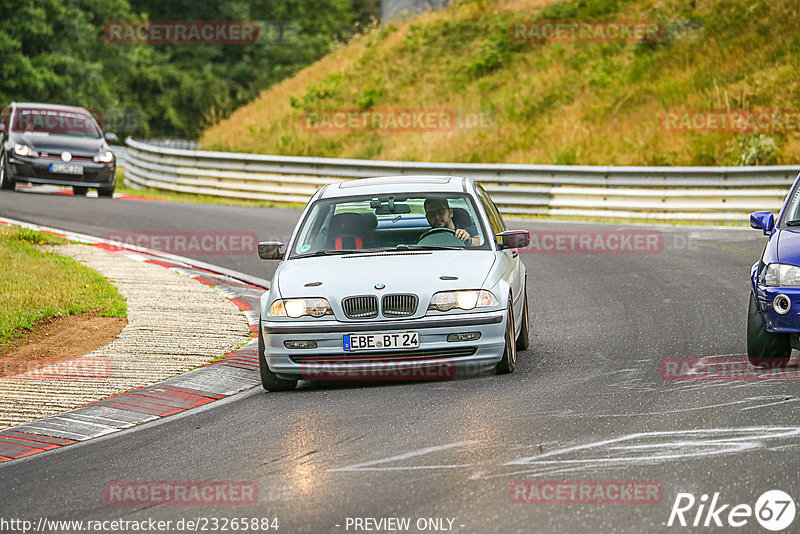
left=764, top=263, right=800, bottom=286
left=13, top=144, right=37, bottom=157
left=268, top=298, right=333, bottom=318
left=94, top=150, right=114, bottom=163
left=428, top=290, right=499, bottom=312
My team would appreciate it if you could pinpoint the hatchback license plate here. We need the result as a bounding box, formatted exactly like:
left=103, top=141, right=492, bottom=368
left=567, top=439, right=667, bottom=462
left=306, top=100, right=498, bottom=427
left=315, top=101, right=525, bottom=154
left=344, top=332, right=419, bottom=351
left=50, top=163, right=83, bottom=175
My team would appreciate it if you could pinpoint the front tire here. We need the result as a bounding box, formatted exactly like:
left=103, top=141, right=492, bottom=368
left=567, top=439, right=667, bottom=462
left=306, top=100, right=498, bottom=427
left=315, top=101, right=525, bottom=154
left=258, top=318, right=298, bottom=391
left=98, top=184, right=115, bottom=198
left=747, top=293, right=790, bottom=368
left=0, top=152, right=14, bottom=190
left=496, top=296, right=517, bottom=374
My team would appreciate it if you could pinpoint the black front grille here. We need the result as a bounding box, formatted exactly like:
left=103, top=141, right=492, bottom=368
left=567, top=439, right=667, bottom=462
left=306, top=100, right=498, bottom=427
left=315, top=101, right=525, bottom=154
left=342, top=295, right=378, bottom=319
left=382, top=294, right=418, bottom=317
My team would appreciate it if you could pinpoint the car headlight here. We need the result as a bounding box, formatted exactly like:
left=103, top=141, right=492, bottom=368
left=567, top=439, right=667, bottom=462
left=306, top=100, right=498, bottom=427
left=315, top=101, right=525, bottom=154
left=94, top=150, right=114, bottom=163
left=428, top=290, right=499, bottom=312
left=13, top=144, right=37, bottom=157
left=764, top=263, right=800, bottom=286
left=268, top=298, right=333, bottom=318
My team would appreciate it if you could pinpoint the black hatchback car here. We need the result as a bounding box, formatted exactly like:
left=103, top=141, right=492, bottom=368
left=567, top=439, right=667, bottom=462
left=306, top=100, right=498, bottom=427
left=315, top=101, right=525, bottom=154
left=0, top=102, right=118, bottom=197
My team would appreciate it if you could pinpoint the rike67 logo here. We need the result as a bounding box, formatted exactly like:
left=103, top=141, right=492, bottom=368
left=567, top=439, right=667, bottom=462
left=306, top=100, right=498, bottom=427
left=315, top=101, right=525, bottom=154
left=667, top=490, right=796, bottom=531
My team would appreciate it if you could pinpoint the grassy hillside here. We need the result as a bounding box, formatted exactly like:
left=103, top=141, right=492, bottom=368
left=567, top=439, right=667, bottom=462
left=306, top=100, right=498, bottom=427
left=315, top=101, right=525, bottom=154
left=200, top=0, right=800, bottom=166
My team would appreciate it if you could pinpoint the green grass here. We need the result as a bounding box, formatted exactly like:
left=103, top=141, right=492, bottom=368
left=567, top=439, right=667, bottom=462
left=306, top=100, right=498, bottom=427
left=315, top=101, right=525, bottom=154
left=0, top=227, right=127, bottom=346
left=200, top=0, right=800, bottom=166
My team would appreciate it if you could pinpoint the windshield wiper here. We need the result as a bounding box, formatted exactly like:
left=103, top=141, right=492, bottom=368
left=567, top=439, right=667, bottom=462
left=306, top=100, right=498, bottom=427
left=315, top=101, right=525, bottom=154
left=296, top=249, right=363, bottom=257
left=395, top=244, right=462, bottom=251
left=786, top=220, right=800, bottom=226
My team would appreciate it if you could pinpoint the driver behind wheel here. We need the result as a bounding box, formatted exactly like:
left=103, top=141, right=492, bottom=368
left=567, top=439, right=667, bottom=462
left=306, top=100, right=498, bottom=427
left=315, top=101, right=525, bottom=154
left=423, top=197, right=480, bottom=247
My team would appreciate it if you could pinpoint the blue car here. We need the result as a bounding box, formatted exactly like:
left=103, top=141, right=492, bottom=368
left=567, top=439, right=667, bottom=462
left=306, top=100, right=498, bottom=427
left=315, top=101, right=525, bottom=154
left=748, top=176, right=800, bottom=367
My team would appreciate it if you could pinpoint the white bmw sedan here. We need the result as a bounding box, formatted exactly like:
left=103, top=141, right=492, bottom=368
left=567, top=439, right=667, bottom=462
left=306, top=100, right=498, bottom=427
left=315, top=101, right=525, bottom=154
left=257, top=176, right=530, bottom=391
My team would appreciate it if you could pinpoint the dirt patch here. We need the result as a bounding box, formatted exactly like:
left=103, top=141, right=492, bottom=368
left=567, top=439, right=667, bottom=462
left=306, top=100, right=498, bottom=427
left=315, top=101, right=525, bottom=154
left=0, top=313, right=127, bottom=378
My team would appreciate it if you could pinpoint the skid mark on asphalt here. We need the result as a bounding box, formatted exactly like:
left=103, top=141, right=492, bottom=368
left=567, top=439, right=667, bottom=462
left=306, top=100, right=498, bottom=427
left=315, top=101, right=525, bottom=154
left=767, top=443, right=800, bottom=452
left=549, top=396, right=798, bottom=418
left=739, top=396, right=798, bottom=410
left=498, top=427, right=800, bottom=478
left=328, top=441, right=480, bottom=472
left=325, top=428, right=800, bottom=481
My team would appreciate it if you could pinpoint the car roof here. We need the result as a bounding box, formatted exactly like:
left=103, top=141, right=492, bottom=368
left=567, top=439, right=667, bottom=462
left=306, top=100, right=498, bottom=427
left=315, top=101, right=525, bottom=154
left=319, top=175, right=472, bottom=199
left=10, top=102, right=91, bottom=113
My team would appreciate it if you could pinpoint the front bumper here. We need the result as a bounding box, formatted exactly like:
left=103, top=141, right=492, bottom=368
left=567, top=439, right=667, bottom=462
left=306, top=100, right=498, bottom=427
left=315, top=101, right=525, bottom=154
left=262, top=310, right=507, bottom=380
left=8, top=155, right=115, bottom=188
left=756, top=286, right=800, bottom=332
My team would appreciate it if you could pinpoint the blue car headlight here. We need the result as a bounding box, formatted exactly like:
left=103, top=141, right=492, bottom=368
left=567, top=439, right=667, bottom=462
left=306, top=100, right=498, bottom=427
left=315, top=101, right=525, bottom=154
left=764, top=263, right=800, bottom=286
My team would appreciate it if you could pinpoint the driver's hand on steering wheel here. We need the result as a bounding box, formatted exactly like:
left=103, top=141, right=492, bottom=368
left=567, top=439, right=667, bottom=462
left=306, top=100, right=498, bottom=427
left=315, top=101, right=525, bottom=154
left=455, top=228, right=477, bottom=246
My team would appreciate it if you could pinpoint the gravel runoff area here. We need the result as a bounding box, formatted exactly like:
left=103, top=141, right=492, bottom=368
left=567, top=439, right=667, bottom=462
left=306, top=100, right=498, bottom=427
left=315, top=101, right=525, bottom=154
left=0, top=243, right=252, bottom=431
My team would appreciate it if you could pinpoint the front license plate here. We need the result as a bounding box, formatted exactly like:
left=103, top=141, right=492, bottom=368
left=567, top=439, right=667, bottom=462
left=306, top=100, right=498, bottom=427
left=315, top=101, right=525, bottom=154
left=49, top=163, right=83, bottom=175
left=343, top=332, right=419, bottom=351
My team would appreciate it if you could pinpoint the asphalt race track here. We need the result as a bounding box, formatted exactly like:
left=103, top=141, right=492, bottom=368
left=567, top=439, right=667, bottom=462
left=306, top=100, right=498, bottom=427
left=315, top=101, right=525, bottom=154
left=1, top=189, right=796, bottom=533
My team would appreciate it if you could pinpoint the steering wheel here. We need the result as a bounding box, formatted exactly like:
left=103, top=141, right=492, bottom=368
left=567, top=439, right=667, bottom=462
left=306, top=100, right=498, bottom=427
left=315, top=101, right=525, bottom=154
left=419, top=227, right=457, bottom=239
left=417, top=227, right=466, bottom=247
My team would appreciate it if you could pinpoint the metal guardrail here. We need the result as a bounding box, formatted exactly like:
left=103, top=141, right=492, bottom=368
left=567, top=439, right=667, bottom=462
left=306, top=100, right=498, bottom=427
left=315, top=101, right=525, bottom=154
left=123, top=137, right=800, bottom=221
left=114, top=140, right=196, bottom=168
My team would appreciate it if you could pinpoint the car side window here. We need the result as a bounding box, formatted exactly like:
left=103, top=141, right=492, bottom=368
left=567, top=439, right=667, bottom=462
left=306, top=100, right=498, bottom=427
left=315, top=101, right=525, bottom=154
left=475, top=184, right=505, bottom=243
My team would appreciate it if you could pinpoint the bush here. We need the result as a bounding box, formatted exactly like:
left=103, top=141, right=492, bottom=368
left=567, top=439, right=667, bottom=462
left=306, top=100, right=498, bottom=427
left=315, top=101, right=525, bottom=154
left=735, top=134, right=781, bottom=165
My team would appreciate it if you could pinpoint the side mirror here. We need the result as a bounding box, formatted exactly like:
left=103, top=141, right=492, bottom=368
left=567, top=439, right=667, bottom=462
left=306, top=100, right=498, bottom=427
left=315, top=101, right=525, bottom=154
left=258, top=241, right=285, bottom=260
left=104, top=132, right=118, bottom=143
left=497, top=230, right=530, bottom=249
left=750, top=211, right=775, bottom=235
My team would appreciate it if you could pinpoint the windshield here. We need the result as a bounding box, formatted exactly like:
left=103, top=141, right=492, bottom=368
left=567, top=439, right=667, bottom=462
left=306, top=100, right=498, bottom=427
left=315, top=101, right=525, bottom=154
left=12, top=108, right=102, bottom=139
left=289, top=193, right=491, bottom=258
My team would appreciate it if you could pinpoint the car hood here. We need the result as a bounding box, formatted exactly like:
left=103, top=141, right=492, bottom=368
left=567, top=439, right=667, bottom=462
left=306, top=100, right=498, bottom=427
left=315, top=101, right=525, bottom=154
left=276, top=251, right=496, bottom=298
left=776, top=228, right=800, bottom=265
left=10, top=132, right=105, bottom=158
